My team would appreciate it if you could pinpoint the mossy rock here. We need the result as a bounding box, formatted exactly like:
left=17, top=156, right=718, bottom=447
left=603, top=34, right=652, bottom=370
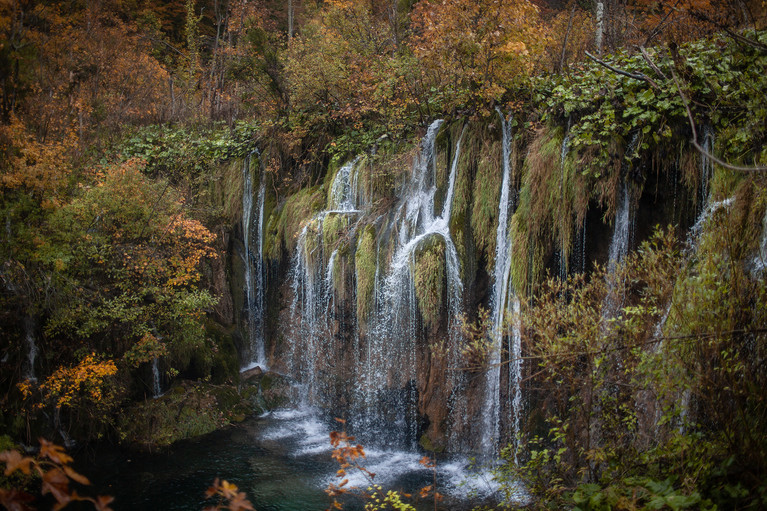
left=419, top=433, right=446, bottom=454
left=471, top=139, right=503, bottom=271
left=322, top=213, right=350, bottom=252
left=264, top=186, right=325, bottom=261
left=205, top=320, right=240, bottom=384
left=117, top=380, right=259, bottom=450
left=414, top=235, right=446, bottom=330
left=355, top=224, right=377, bottom=329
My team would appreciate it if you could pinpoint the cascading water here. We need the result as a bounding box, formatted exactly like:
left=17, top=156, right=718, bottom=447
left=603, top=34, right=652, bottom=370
left=357, top=120, right=466, bottom=448
left=288, top=159, right=363, bottom=405
left=602, top=178, right=632, bottom=318
left=558, top=120, right=571, bottom=281
left=242, top=152, right=268, bottom=370
left=698, top=126, right=715, bottom=215
left=602, top=134, right=639, bottom=319
left=655, top=132, right=722, bottom=338
left=607, top=179, right=632, bottom=276
left=151, top=357, right=162, bottom=398
left=480, top=109, right=519, bottom=456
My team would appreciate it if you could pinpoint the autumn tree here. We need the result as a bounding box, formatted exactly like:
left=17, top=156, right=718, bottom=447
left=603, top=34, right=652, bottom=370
left=4, top=157, right=220, bottom=439
left=409, top=0, right=547, bottom=113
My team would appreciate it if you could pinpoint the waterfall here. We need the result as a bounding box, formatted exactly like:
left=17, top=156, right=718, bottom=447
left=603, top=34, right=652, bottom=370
left=23, top=316, right=38, bottom=382
left=288, top=159, right=362, bottom=404
left=607, top=179, right=632, bottom=276
left=151, top=357, right=162, bottom=398
left=698, top=127, right=715, bottom=215
left=480, top=109, right=518, bottom=455
left=558, top=121, right=571, bottom=281
left=242, top=153, right=268, bottom=370
left=602, top=178, right=632, bottom=319
left=357, top=120, right=466, bottom=448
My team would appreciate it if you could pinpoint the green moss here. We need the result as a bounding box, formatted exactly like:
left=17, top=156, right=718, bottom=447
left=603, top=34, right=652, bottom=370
left=264, top=186, right=325, bottom=261
left=118, top=382, right=230, bottom=448
left=205, top=320, right=239, bottom=384
left=419, top=433, right=445, bottom=453
left=355, top=224, right=377, bottom=328
left=0, top=434, right=15, bottom=452
left=471, top=139, right=502, bottom=270
left=450, top=123, right=481, bottom=281
left=322, top=213, right=350, bottom=252
left=208, top=159, right=245, bottom=223
left=414, top=235, right=446, bottom=330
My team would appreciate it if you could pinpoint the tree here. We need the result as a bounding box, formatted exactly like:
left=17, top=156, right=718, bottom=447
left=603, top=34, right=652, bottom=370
left=409, top=0, right=547, bottom=112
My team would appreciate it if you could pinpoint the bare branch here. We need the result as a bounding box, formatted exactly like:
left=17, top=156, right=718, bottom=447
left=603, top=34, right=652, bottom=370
left=638, top=46, right=668, bottom=80
left=643, top=0, right=682, bottom=46
left=585, top=51, right=660, bottom=90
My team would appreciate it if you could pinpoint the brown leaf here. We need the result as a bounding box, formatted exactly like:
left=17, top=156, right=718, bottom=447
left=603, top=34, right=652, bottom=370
left=39, top=439, right=73, bottom=465
left=63, top=465, right=91, bottom=485
left=42, top=468, right=71, bottom=504
left=229, top=491, right=255, bottom=511
left=93, top=495, right=115, bottom=511
left=0, top=450, right=34, bottom=476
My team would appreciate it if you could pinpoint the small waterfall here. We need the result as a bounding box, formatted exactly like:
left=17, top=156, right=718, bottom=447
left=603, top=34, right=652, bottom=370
left=558, top=121, right=571, bottom=281
left=602, top=179, right=632, bottom=318
left=481, top=109, right=518, bottom=455
left=23, top=316, right=38, bottom=382
left=288, top=159, right=362, bottom=404
left=151, top=357, right=162, bottom=398
left=698, top=127, right=715, bottom=215
left=358, top=120, right=466, bottom=447
left=602, top=134, right=639, bottom=320
left=655, top=195, right=733, bottom=337
left=242, top=153, right=268, bottom=370
left=687, top=197, right=734, bottom=255
left=607, top=179, right=632, bottom=275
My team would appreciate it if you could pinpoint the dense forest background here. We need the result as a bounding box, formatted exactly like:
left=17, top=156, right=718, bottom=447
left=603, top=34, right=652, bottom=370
left=2, top=0, right=767, bottom=509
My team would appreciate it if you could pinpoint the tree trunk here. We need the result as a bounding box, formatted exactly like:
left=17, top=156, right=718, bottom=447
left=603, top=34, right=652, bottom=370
left=595, top=2, right=604, bottom=56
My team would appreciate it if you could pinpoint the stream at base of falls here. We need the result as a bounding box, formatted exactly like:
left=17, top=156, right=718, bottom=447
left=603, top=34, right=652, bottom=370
left=79, top=408, right=521, bottom=511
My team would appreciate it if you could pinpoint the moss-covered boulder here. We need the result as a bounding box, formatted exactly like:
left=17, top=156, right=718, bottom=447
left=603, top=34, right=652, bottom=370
left=355, top=224, right=377, bottom=328
left=117, top=377, right=281, bottom=450
left=414, top=235, right=446, bottom=330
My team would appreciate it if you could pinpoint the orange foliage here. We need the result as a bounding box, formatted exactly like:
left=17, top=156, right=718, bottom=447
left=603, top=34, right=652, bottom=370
left=204, top=478, right=255, bottom=511
left=0, top=116, right=72, bottom=207
left=410, top=0, right=547, bottom=108
left=36, top=353, right=118, bottom=409
left=11, top=2, right=170, bottom=144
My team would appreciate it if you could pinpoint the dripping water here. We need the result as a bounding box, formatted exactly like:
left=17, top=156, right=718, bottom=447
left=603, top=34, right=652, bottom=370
left=558, top=119, right=571, bottom=281
left=481, top=109, right=518, bottom=456
left=151, top=357, right=162, bottom=398
left=751, top=209, right=767, bottom=275
left=602, top=134, right=639, bottom=319
left=698, top=126, right=715, bottom=216
left=288, top=159, right=363, bottom=406
left=359, top=120, right=467, bottom=448
left=242, top=152, right=268, bottom=370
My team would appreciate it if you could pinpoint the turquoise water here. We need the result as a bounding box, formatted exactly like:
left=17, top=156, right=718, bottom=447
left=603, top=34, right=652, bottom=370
left=80, top=408, right=510, bottom=510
